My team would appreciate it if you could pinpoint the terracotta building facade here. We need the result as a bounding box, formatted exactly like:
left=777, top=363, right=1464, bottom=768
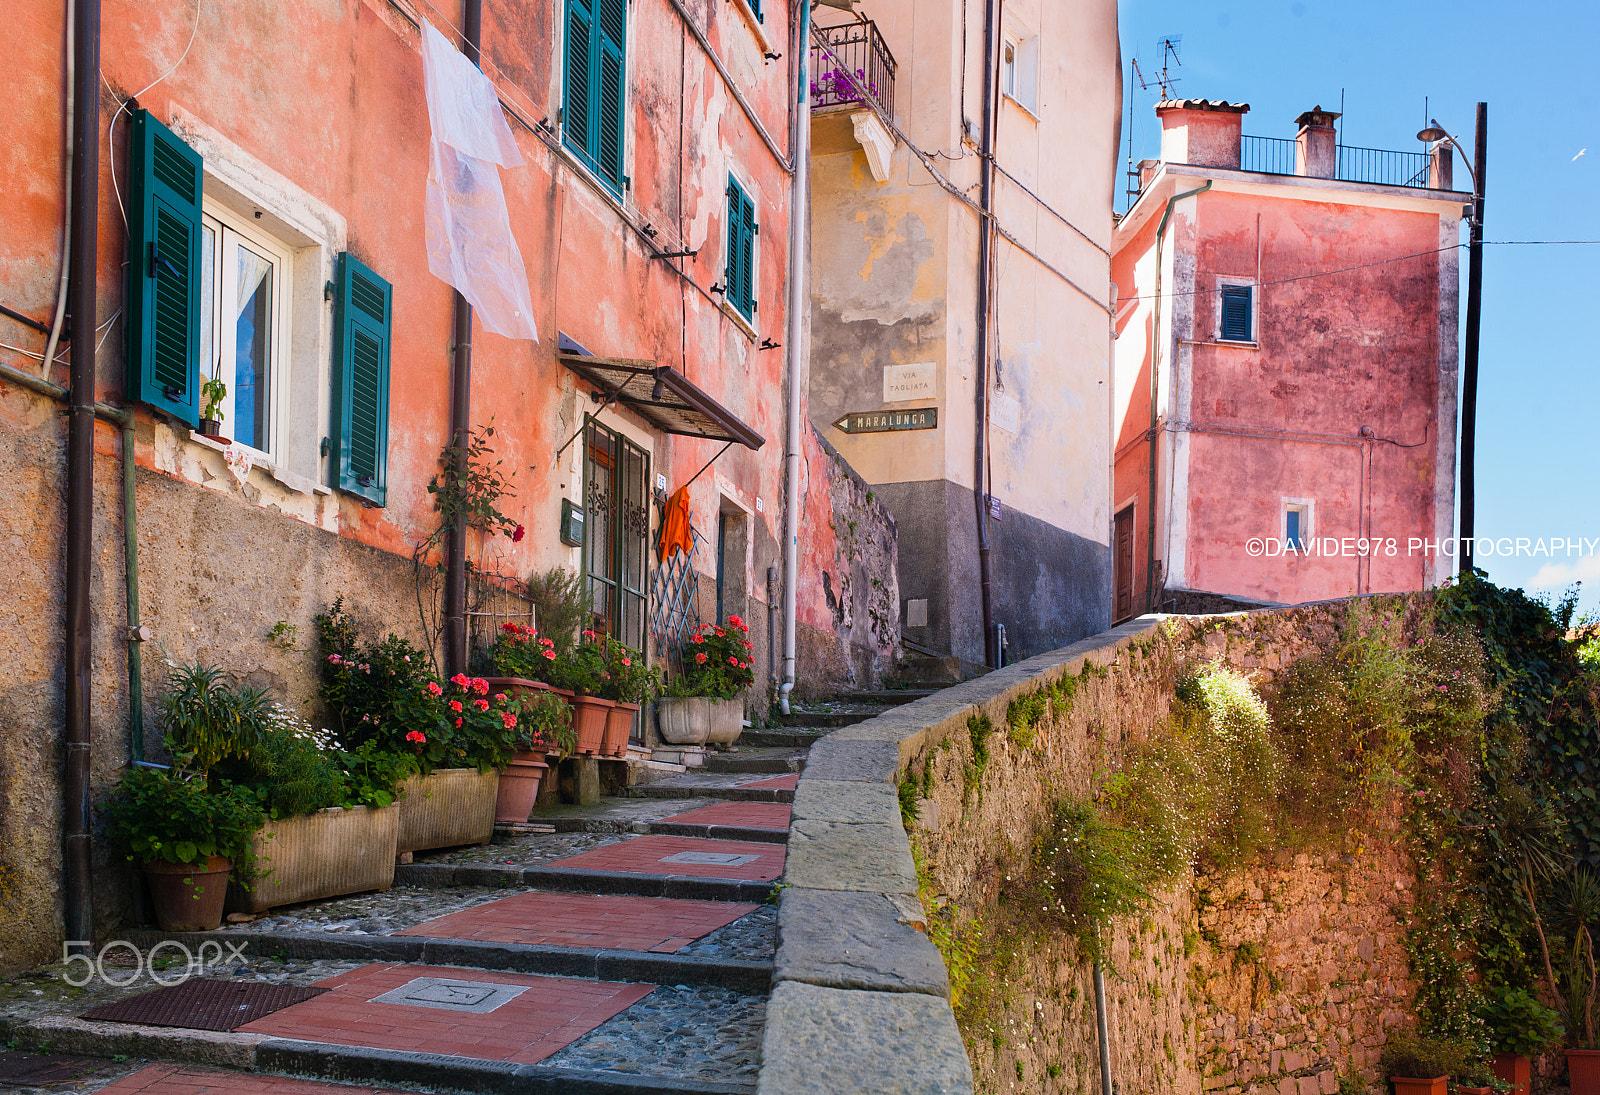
left=1110, top=99, right=1467, bottom=618
left=0, top=0, right=897, bottom=970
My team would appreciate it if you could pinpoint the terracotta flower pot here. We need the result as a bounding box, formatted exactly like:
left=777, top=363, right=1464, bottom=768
left=143, top=856, right=232, bottom=932
left=1456, top=1087, right=1492, bottom=1095
left=603, top=702, right=639, bottom=756
left=1569, top=1049, right=1600, bottom=1095
left=1493, top=1052, right=1531, bottom=1095
left=569, top=694, right=614, bottom=754
left=494, top=749, right=549, bottom=823
left=1388, top=1078, right=1446, bottom=1095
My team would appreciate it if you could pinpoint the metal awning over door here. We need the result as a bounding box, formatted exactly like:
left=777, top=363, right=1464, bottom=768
left=557, top=349, right=765, bottom=451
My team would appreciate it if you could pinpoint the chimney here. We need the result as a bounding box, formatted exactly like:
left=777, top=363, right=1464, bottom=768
left=1156, top=99, right=1250, bottom=169
left=1294, top=106, right=1340, bottom=179
left=1137, top=158, right=1160, bottom=190
left=1427, top=141, right=1453, bottom=190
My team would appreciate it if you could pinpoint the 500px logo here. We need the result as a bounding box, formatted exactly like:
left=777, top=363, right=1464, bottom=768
left=60, top=939, right=249, bottom=987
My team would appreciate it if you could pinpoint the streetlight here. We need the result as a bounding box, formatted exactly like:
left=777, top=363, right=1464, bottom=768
left=1419, top=105, right=1487, bottom=578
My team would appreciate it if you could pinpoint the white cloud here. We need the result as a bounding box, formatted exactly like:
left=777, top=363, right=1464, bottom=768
left=1528, top=554, right=1600, bottom=589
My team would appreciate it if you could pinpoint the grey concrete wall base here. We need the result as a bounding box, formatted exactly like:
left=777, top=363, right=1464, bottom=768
left=775, top=889, right=949, bottom=996
left=756, top=981, right=973, bottom=1095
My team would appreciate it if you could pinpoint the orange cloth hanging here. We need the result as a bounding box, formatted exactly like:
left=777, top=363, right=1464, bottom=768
left=658, top=486, right=693, bottom=560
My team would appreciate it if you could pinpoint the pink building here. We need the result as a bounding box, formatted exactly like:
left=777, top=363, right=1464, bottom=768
left=1110, top=100, right=1469, bottom=619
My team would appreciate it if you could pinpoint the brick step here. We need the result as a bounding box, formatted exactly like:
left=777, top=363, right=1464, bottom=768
left=396, top=862, right=775, bottom=904
left=735, top=728, right=827, bottom=748
left=0, top=1018, right=756, bottom=1094
left=121, top=928, right=771, bottom=993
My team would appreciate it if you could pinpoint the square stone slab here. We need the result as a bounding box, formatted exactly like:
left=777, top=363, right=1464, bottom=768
left=369, top=976, right=528, bottom=1013
left=658, top=850, right=763, bottom=866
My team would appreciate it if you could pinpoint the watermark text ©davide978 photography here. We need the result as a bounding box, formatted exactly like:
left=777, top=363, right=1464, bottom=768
left=1242, top=535, right=1600, bottom=560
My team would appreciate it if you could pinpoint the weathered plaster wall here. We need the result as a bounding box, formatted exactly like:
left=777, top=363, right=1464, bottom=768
left=806, top=0, right=1120, bottom=664
left=907, top=601, right=1423, bottom=1095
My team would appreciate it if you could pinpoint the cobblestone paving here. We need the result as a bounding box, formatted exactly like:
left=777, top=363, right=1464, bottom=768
left=208, top=885, right=532, bottom=936
left=418, top=830, right=631, bottom=866
left=676, top=904, right=775, bottom=960
left=542, top=983, right=764, bottom=1086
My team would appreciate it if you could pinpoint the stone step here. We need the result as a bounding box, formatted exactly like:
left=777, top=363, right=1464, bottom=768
left=832, top=689, right=943, bottom=704
left=0, top=1015, right=757, bottom=1094
left=510, top=816, right=787, bottom=845
left=121, top=928, right=772, bottom=994
left=735, top=727, right=827, bottom=748
left=396, top=862, right=775, bottom=904
left=701, top=751, right=806, bottom=775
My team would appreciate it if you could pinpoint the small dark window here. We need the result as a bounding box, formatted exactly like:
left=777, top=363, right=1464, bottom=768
left=1220, top=284, right=1253, bottom=342
left=1286, top=505, right=1308, bottom=551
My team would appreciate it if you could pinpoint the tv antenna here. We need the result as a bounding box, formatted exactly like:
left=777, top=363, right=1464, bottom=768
left=1132, top=35, right=1183, bottom=99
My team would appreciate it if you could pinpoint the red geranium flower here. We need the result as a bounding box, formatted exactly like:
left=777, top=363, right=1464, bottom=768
left=501, top=712, right=518, bottom=729
left=473, top=698, right=490, bottom=711
left=449, top=700, right=463, bottom=713
left=471, top=678, right=489, bottom=694
left=450, top=673, right=469, bottom=687
left=695, top=652, right=707, bottom=664
left=426, top=681, right=443, bottom=696
left=405, top=730, right=427, bottom=744
left=691, top=633, right=704, bottom=644
left=728, top=656, right=739, bottom=666
left=512, top=524, right=525, bottom=543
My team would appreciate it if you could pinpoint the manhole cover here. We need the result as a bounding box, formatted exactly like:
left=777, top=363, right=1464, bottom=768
left=82, top=978, right=327, bottom=1031
left=658, top=851, right=762, bottom=866
left=0, top=1052, right=111, bottom=1086
left=369, top=976, right=528, bottom=1013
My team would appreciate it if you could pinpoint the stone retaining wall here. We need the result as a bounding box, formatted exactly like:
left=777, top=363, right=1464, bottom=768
left=761, top=603, right=1424, bottom=1095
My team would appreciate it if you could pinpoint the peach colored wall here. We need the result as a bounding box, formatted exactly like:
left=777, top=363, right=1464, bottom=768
left=1158, top=106, right=1245, bottom=169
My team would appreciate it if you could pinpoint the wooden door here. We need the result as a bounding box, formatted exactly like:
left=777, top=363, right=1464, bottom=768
left=1114, top=505, right=1135, bottom=623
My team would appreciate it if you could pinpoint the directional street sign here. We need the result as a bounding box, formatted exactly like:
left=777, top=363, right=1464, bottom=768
left=832, top=408, right=938, bottom=434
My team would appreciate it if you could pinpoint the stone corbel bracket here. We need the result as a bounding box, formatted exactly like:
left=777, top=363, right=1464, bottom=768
left=756, top=616, right=1169, bottom=1094
left=849, top=109, right=896, bottom=184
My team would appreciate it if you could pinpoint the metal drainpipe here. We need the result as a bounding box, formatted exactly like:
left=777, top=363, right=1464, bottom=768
left=1093, top=961, right=1114, bottom=1095
left=766, top=565, right=778, bottom=693
left=1142, top=178, right=1210, bottom=614
left=123, top=422, right=144, bottom=762
left=972, top=0, right=998, bottom=669
left=778, top=0, right=810, bottom=716
left=64, top=0, right=102, bottom=955
left=443, top=0, right=483, bottom=678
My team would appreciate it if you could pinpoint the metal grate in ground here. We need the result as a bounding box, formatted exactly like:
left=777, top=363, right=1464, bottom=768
left=81, top=979, right=328, bottom=1032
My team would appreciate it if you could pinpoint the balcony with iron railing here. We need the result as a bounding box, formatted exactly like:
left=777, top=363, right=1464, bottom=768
left=809, top=20, right=897, bottom=120
left=1239, top=135, right=1434, bottom=189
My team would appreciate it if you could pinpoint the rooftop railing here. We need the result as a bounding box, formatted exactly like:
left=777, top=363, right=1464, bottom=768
left=1239, top=135, right=1434, bottom=189
left=809, top=20, right=897, bottom=119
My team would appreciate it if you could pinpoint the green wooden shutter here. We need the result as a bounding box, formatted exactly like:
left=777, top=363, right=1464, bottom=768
left=332, top=253, right=392, bottom=506
left=596, top=0, right=626, bottom=190
left=1220, top=285, right=1253, bottom=341
left=726, top=178, right=756, bottom=320
left=127, top=109, right=202, bottom=426
left=563, top=0, right=594, bottom=167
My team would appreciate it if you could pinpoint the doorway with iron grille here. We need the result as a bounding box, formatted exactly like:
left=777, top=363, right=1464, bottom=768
left=583, top=416, right=651, bottom=657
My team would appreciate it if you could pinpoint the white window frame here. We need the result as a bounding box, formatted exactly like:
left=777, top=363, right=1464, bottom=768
left=198, top=200, right=294, bottom=463
left=1216, top=276, right=1258, bottom=344
left=1001, top=30, right=1040, bottom=117
left=1283, top=499, right=1314, bottom=551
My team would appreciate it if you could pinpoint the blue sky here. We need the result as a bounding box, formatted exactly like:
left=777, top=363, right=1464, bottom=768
left=1118, top=0, right=1600, bottom=618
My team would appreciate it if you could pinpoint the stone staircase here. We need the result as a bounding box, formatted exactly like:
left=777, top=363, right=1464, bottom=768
left=0, top=696, right=920, bottom=1095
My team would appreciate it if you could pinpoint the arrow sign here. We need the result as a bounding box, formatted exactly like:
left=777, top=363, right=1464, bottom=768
left=832, top=408, right=939, bottom=434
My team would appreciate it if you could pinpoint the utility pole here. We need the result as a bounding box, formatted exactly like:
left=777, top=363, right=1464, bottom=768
left=1458, top=102, right=1486, bottom=576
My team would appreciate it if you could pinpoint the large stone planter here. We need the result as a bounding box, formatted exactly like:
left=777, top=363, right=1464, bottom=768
left=226, top=804, right=398, bottom=913
left=657, top=696, right=711, bottom=745
left=706, top=697, right=743, bottom=744
left=397, top=768, right=497, bottom=853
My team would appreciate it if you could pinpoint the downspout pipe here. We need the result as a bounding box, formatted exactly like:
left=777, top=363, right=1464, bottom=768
left=972, top=0, right=998, bottom=669
left=1142, top=178, right=1210, bottom=614
left=64, top=0, right=102, bottom=955
left=778, top=0, right=809, bottom=715
left=443, top=0, right=483, bottom=678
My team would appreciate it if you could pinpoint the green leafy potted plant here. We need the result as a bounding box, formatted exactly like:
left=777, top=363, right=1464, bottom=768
left=1379, top=1033, right=1470, bottom=1095
left=597, top=637, right=659, bottom=757
left=547, top=633, right=615, bottom=754
left=658, top=616, right=754, bottom=746
left=1480, top=986, right=1562, bottom=1095
left=105, top=764, right=264, bottom=931
left=198, top=376, right=226, bottom=438
left=493, top=689, right=574, bottom=823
